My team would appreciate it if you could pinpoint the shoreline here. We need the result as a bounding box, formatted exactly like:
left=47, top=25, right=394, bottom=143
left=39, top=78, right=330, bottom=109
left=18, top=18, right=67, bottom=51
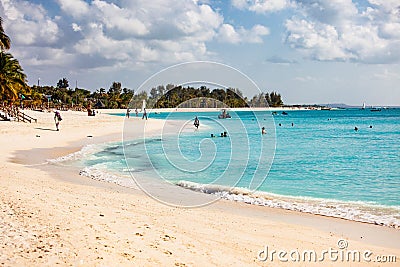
left=105, top=107, right=400, bottom=114
left=49, top=137, right=400, bottom=230
left=104, top=107, right=342, bottom=114
left=20, top=156, right=400, bottom=250
left=27, top=133, right=400, bottom=230
left=1, top=110, right=399, bottom=265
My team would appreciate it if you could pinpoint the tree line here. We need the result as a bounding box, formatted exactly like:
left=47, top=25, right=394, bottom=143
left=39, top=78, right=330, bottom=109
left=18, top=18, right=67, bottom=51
left=5, top=77, right=284, bottom=110
left=24, top=81, right=284, bottom=109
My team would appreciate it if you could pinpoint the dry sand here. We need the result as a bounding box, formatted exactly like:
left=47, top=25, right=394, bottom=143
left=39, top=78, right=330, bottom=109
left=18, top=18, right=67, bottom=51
left=0, top=109, right=399, bottom=266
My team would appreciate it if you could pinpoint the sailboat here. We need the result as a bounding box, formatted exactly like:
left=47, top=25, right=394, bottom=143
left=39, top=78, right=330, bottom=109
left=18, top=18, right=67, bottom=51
left=362, top=102, right=366, bottom=109
left=141, top=99, right=146, bottom=112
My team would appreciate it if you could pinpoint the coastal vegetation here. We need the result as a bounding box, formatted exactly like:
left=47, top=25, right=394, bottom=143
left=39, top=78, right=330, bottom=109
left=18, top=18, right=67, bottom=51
left=0, top=17, right=28, bottom=102
left=21, top=82, right=284, bottom=109
left=0, top=52, right=27, bottom=101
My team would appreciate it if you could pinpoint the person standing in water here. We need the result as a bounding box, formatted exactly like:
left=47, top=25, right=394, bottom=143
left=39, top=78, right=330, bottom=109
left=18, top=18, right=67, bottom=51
left=135, top=108, right=138, bottom=117
left=54, top=110, right=62, bottom=131
left=261, top=127, right=266, bottom=134
left=126, top=108, right=130, bottom=118
left=194, top=116, right=200, bottom=129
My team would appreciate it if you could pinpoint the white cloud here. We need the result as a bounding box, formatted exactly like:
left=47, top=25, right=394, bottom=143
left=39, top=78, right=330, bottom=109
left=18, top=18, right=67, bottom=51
left=246, top=24, right=270, bottom=43
left=380, top=23, right=400, bottom=39
left=230, top=0, right=400, bottom=63
left=1, top=0, right=270, bottom=68
left=176, top=4, right=222, bottom=35
left=56, top=0, right=89, bottom=18
left=218, top=24, right=269, bottom=44
left=0, top=0, right=60, bottom=46
left=68, top=0, right=225, bottom=63
left=218, top=24, right=241, bottom=43
left=0, top=0, right=271, bottom=84
left=250, top=0, right=293, bottom=13
left=295, top=0, right=358, bottom=25
left=74, top=22, right=138, bottom=62
left=232, top=0, right=293, bottom=13
left=284, top=0, right=400, bottom=63
left=14, top=47, right=74, bottom=67
left=367, top=0, right=400, bottom=12
left=231, top=0, right=248, bottom=9
left=285, top=18, right=353, bottom=61
left=0, top=1, right=185, bottom=69
left=295, top=75, right=317, bottom=82
left=91, top=0, right=148, bottom=36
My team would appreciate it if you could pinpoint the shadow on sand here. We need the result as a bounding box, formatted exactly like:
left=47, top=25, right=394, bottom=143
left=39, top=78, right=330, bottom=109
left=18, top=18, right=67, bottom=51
left=35, top=127, right=58, bottom=131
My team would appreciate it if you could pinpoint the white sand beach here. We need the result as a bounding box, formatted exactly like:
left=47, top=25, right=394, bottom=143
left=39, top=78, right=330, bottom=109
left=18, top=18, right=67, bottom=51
left=1, top=110, right=399, bottom=266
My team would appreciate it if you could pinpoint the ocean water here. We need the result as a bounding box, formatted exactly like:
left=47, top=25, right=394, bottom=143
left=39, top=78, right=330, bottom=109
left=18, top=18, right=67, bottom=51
left=56, top=108, right=400, bottom=227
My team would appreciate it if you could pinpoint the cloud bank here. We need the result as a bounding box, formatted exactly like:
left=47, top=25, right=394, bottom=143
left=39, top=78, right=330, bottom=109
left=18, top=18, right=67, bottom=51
left=0, top=0, right=269, bottom=72
left=234, top=0, right=400, bottom=63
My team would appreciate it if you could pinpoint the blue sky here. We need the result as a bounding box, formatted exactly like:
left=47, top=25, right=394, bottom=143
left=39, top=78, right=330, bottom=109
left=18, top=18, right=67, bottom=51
left=1, top=0, right=399, bottom=105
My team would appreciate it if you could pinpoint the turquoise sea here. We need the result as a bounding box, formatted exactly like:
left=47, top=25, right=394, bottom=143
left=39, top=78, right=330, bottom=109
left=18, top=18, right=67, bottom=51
left=63, top=108, right=400, bottom=227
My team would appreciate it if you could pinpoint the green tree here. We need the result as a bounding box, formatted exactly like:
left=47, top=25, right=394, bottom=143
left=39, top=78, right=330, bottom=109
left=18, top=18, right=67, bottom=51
left=265, top=93, right=271, bottom=106
left=108, top=81, right=122, bottom=95
left=269, top=91, right=283, bottom=107
left=71, top=88, right=90, bottom=106
left=106, top=82, right=123, bottom=108
left=121, top=87, right=134, bottom=108
left=57, top=78, right=69, bottom=89
left=0, top=52, right=27, bottom=101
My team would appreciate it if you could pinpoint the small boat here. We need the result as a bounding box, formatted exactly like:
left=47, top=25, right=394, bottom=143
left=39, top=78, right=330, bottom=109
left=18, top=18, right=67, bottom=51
left=370, top=108, right=381, bottom=112
left=218, top=109, right=231, bottom=119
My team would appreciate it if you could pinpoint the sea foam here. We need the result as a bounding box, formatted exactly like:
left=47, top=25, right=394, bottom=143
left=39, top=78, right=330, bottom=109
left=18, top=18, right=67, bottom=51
left=47, top=144, right=105, bottom=163
left=176, top=180, right=400, bottom=228
left=79, top=166, right=138, bottom=189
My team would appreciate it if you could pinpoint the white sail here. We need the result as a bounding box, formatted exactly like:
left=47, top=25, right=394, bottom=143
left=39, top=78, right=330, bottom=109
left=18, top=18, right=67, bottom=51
left=362, top=102, right=366, bottom=109
left=141, top=99, right=146, bottom=112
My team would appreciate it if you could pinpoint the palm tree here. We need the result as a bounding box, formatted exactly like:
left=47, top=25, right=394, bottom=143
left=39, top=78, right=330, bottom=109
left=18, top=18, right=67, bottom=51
left=0, top=52, right=27, bottom=101
left=0, top=17, right=11, bottom=51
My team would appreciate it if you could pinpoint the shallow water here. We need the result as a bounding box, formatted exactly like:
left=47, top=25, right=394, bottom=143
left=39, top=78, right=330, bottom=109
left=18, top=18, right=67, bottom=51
left=56, top=108, right=400, bottom=227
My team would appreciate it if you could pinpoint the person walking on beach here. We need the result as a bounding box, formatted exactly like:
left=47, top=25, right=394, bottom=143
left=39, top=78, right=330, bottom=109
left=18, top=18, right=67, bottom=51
left=54, top=110, right=62, bottom=131
left=126, top=108, right=130, bottom=118
left=142, top=108, right=147, bottom=120
left=194, top=116, right=200, bottom=129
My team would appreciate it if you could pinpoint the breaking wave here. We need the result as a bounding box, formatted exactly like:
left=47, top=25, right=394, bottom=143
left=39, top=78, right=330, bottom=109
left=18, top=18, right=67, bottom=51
left=176, top=180, right=400, bottom=228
